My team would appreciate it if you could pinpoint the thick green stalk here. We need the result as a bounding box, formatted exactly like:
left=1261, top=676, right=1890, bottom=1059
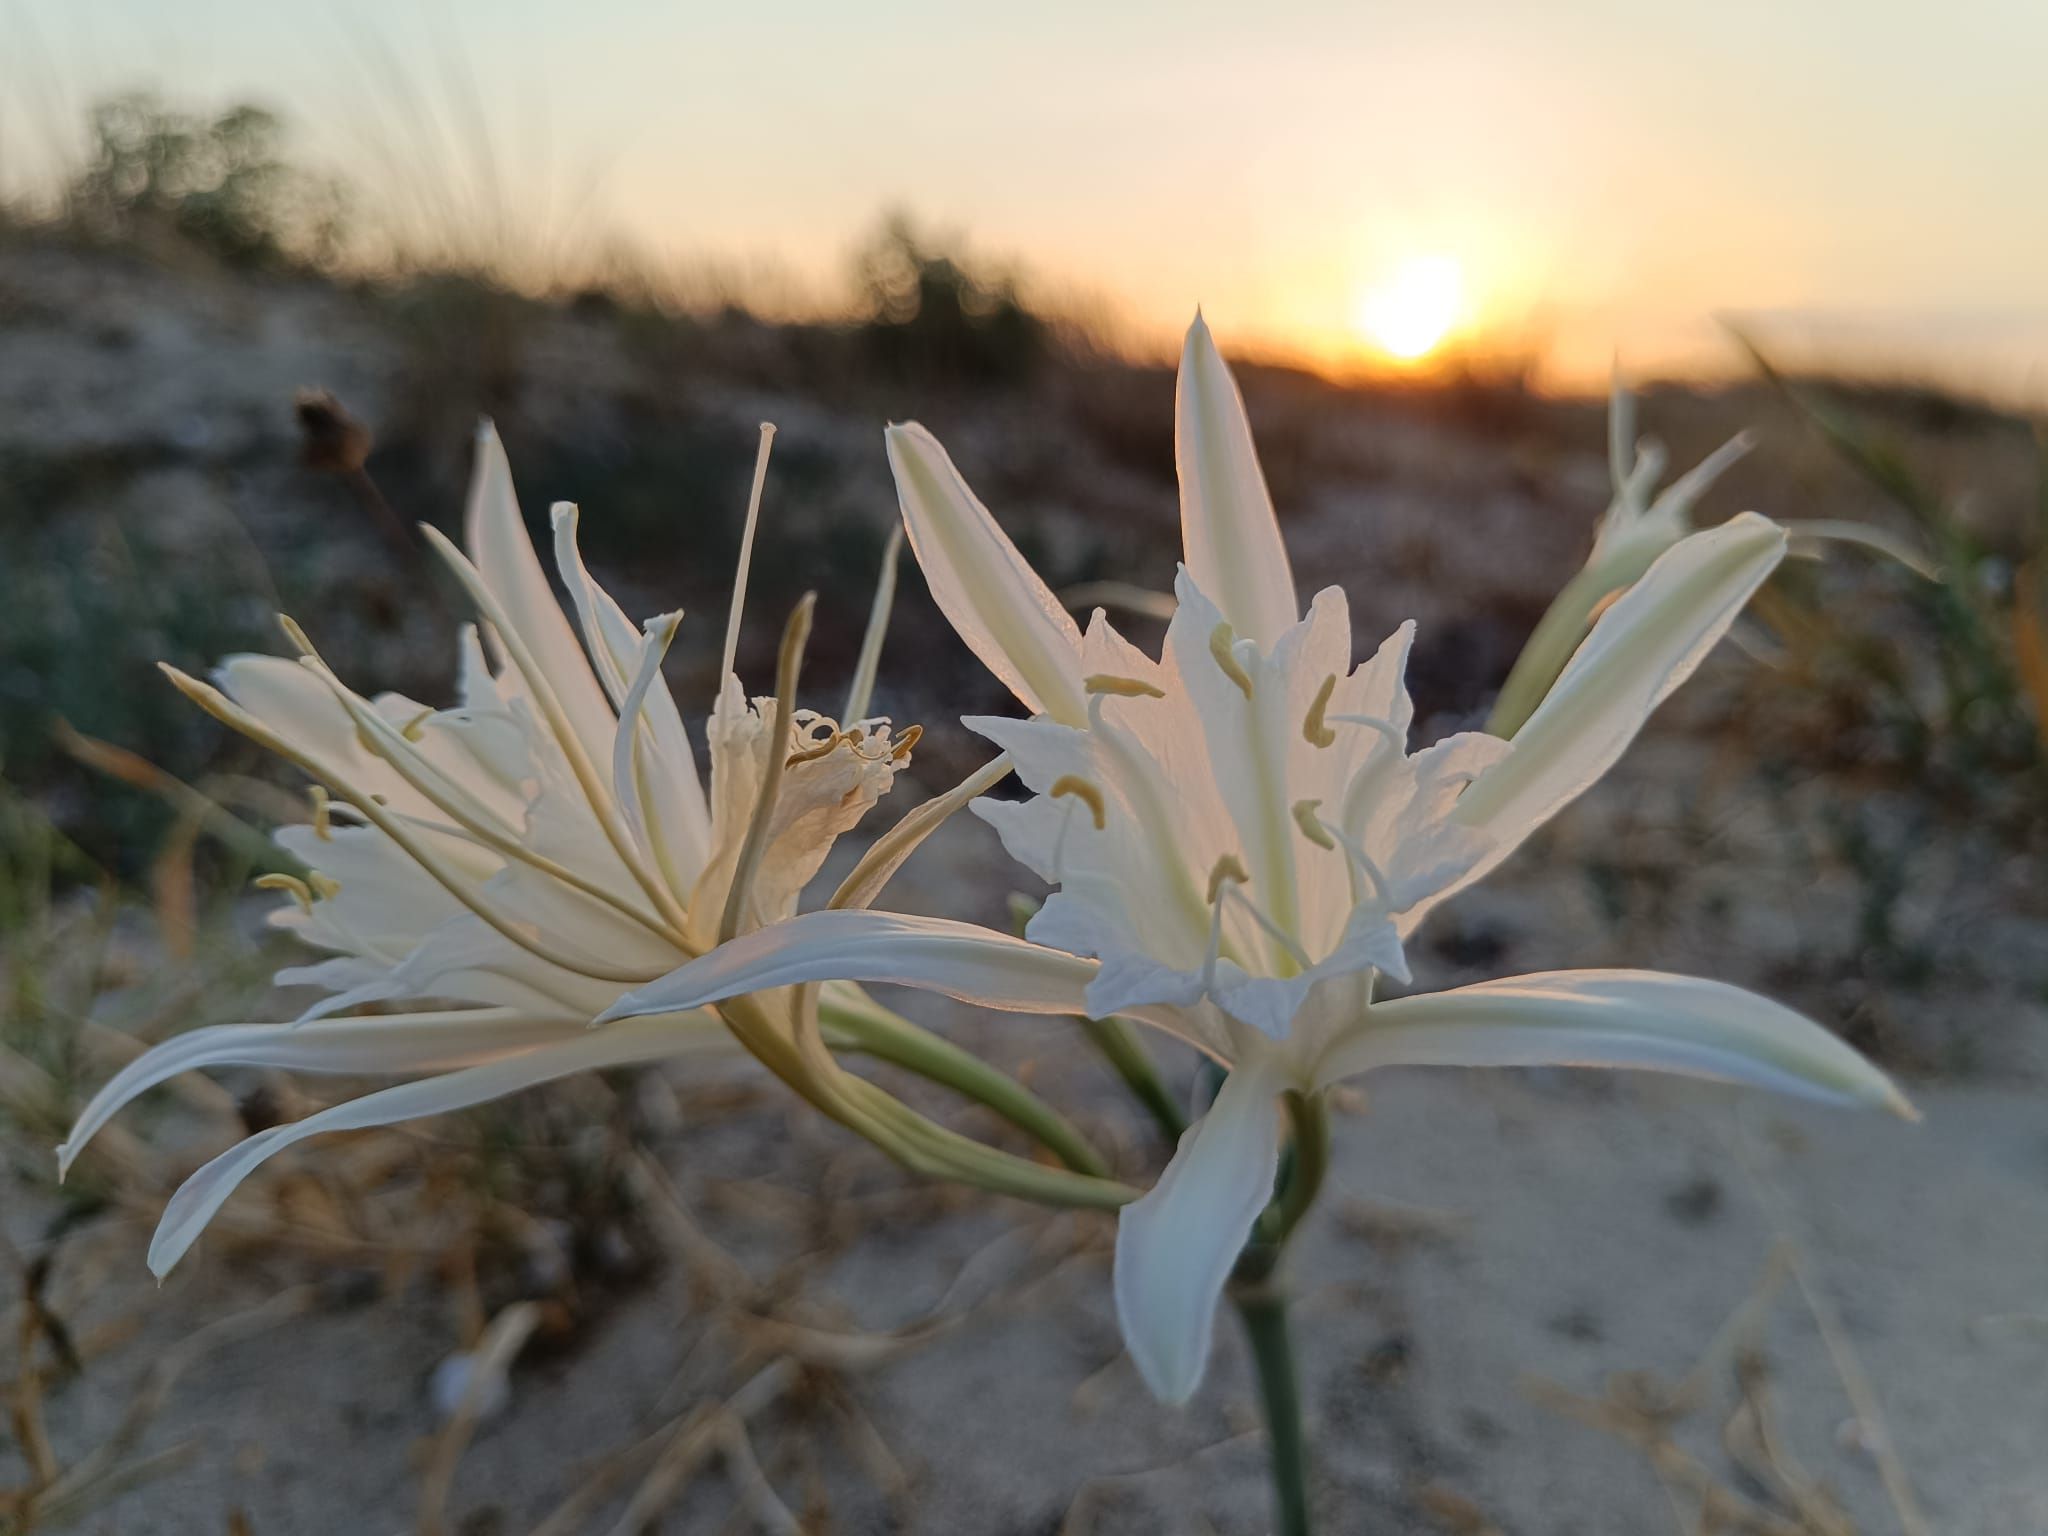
left=1233, top=1282, right=1310, bottom=1536
left=1256, top=1090, right=1329, bottom=1250
left=820, top=992, right=1112, bottom=1178
left=1230, top=1088, right=1330, bottom=1536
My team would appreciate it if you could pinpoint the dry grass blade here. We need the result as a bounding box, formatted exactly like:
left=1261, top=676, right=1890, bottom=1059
left=1522, top=1247, right=1839, bottom=1536
left=602, top=1358, right=799, bottom=1536
left=1057, top=1429, right=1261, bottom=1536
left=416, top=1300, right=545, bottom=1536
left=17, top=1286, right=315, bottom=1531
left=624, top=1151, right=752, bottom=1303
left=52, top=723, right=292, bottom=875
left=712, top=1415, right=804, bottom=1536
left=1735, top=1118, right=1930, bottom=1536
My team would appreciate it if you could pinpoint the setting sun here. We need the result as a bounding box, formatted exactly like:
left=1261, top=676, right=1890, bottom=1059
left=1354, top=255, right=1463, bottom=362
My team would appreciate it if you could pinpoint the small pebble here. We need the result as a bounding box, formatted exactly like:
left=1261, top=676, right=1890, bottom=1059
left=431, top=1352, right=511, bottom=1424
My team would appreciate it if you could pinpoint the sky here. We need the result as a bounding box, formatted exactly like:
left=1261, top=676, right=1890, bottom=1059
left=9, top=0, right=2048, bottom=393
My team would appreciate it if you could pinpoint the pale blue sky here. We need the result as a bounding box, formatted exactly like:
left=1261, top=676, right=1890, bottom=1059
left=10, top=0, right=2046, bottom=388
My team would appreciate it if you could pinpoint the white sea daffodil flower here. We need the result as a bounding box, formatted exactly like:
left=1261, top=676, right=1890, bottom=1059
left=60, top=423, right=914, bottom=1277
left=598, top=315, right=1912, bottom=1405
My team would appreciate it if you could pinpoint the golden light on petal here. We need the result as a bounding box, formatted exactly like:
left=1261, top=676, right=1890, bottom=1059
left=1353, top=255, right=1463, bottom=363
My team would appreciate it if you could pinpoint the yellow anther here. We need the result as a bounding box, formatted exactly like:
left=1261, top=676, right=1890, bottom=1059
left=1206, top=853, right=1250, bottom=903
left=1303, top=674, right=1337, bottom=747
left=309, top=785, right=333, bottom=841
left=785, top=730, right=845, bottom=768
left=307, top=872, right=342, bottom=900
left=1083, top=673, right=1166, bottom=700
left=1208, top=623, right=1254, bottom=699
left=1292, top=799, right=1335, bottom=850
left=889, top=723, right=923, bottom=761
left=398, top=706, right=434, bottom=742
left=254, top=872, right=315, bottom=914
left=1049, top=774, right=1107, bottom=830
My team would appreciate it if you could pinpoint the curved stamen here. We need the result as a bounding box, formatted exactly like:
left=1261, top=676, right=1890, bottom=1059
left=1207, top=622, right=1255, bottom=699
left=1049, top=774, right=1107, bottom=830
left=1221, top=883, right=1313, bottom=974
left=1201, top=851, right=1311, bottom=978
left=291, top=648, right=677, bottom=944
left=1326, top=819, right=1392, bottom=908
left=164, top=666, right=671, bottom=986
left=1303, top=674, right=1338, bottom=747
left=255, top=873, right=315, bottom=914
left=1084, top=672, right=1166, bottom=700
left=1201, top=855, right=1250, bottom=992
left=1291, top=798, right=1335, bottom=851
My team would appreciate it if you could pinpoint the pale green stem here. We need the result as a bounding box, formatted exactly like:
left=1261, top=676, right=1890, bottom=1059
left=1230, top=1089, right=1330, bottom=1536
left=819, top=993, right=1111, bottom=1177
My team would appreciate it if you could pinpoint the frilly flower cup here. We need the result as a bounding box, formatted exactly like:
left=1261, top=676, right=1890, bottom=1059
left=598, top=314, right=1913, bottom=1535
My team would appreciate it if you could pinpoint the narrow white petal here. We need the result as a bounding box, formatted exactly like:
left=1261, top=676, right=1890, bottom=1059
left=463, top=422, right=618, bottom=764
left=1315, top=969, right=1912, bottom=1116
left=56, top=1009, right=570, bottom=1178
left=885, top=423, right=1087, bottom=726
left=598, top=909, right=1098, bottom=1023
left=1442, top=513, right=1787, bottom=911
left=609, top=611, right=684, bottom=870
left=843, top=523, right=903, bottom=725
left=553, top=505, right=712, bottom=876
left=1175, top=314, right=1299, bottom=650
left=1114, top=1057, right=1284, bottom=1404
left=147, top=1013, right=729, bottom=1276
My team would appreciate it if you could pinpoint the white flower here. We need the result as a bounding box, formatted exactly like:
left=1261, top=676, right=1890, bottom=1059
left=601, top=313, right=1911, bottom=1406
left=60, top=423, right=913, bottom=1276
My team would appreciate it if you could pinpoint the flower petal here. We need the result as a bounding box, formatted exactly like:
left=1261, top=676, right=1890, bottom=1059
left=146, top=1012, right=730, bottom=1277
left=598, top=908, right=1099, bottom=1023
left=885, top=423, right=1087, bottom=726
left=1435, top=513, right=1787, bottom=918
left=1175, top=314, right=1298, bottom=650
left=554, top=505, right=712, bottom=882
left=56, top=1009, right=573, bottom=1179
left=463, top=422, right=618, bottom=765
left=1114, top=1056, right=1283, bottom=1403
left=1314, top=969, right=1912, bottom=1116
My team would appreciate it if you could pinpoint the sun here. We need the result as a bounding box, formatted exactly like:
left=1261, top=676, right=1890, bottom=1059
left=1354, top=255, right=1463, bottom=363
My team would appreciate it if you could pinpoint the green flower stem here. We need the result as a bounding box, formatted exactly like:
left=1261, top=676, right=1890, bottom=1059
left=1230, top=1088, right=1331, bottom=1536
left=1079, top=1015, right=1188, bottom=1143
left=1232, top=1281, right=1310, bottom=1536
left=819, top=993, right=1114, bottom=1178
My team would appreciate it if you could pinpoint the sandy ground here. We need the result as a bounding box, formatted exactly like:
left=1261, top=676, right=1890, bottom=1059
left=7, top=813, right=2047, bottom=1535
left=9, top=1064, right=2046, bottom=1534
